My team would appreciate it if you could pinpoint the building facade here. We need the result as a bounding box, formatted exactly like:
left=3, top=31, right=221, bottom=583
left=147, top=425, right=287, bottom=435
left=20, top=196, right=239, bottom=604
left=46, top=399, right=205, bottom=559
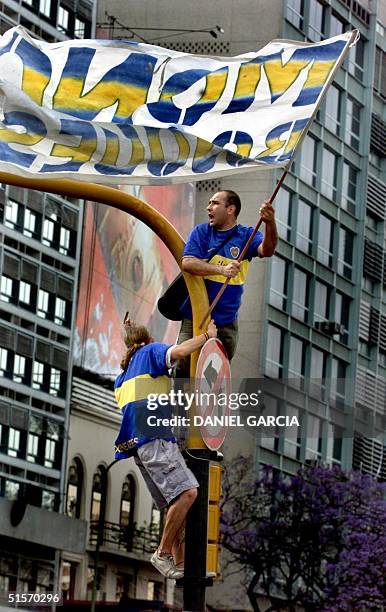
left=0, top=0, right=93, bottom=597
left=62, top=371, right=174, bottom=606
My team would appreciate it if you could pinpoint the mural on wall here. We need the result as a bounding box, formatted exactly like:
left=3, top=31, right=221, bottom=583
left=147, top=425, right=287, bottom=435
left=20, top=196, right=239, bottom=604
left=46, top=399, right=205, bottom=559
left=74, top=183, right=195, bottom=374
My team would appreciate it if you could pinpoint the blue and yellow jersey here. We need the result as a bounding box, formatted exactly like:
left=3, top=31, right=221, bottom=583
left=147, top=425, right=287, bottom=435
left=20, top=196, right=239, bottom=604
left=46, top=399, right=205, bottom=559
left=181, top=224, right=263, bottom=325
left=114, top=342, right=176, bottom=459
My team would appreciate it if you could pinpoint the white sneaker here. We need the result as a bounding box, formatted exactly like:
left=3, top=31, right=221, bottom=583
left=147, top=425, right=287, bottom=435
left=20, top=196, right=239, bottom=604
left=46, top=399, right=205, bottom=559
left=150, top=551, right=183, bottom=579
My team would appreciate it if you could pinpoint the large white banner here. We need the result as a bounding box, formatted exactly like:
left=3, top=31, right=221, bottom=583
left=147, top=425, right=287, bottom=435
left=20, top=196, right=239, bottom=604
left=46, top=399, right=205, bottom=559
left=0, top=26, right=356, bottom=184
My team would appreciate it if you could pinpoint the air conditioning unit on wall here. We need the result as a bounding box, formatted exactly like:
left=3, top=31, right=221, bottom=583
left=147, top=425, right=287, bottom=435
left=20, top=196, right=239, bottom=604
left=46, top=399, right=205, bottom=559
left=314, top=321, right=345, bottom=336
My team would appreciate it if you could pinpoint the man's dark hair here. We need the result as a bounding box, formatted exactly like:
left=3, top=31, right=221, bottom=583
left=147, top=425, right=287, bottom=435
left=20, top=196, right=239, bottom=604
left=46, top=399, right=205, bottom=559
left=223, top=190, right=241, bottom=218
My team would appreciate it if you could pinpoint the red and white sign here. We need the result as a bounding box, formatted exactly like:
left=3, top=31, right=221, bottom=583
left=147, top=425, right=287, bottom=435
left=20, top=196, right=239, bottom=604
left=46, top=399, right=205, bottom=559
left=195, top=338, right=231, bottom=451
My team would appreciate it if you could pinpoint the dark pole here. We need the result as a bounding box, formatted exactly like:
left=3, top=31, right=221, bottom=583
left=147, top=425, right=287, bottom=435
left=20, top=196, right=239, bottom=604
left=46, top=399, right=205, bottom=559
left=91, top=458, right=120, bottom=612
left=182, top=449, right=219, bottom=611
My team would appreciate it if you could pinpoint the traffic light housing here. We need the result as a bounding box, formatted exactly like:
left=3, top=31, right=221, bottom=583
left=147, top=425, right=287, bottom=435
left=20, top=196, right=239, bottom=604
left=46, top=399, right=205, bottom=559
left=207, top=464, right=222, bottom=575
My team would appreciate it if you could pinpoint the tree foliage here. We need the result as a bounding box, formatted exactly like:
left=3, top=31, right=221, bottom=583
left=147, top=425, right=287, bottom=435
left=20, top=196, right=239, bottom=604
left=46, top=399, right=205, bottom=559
left=220, top=457, right=386, bottom=612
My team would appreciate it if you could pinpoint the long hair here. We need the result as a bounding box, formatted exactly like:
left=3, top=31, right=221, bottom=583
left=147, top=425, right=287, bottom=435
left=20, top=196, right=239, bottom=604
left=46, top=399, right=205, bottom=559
left=120, top=324, right=152, bottom=370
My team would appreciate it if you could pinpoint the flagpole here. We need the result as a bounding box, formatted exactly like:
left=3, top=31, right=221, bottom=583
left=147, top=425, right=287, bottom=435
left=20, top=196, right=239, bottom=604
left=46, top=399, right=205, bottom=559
left=198, top=169, right=288, bottom=329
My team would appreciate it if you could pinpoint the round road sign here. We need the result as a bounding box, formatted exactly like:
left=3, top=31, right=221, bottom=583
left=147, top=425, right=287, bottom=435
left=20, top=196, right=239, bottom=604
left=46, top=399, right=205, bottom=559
left=194, top=338, right=231, bottom=451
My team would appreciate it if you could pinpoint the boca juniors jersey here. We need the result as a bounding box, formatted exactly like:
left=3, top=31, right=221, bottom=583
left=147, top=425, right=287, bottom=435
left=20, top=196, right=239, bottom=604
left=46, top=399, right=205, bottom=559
left=181, top=224, right=263, bottom=326
left=114, top=342, right=176, bottom=459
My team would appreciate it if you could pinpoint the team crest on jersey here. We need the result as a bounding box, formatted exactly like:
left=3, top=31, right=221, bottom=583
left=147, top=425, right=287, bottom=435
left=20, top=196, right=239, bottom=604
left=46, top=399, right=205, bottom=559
left=230, top=246, right=240, bottom=259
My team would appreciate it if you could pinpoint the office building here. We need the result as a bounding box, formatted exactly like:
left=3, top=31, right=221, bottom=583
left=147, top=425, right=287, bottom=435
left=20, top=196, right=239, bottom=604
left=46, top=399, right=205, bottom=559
left=0, top=0, right=93, bottom=596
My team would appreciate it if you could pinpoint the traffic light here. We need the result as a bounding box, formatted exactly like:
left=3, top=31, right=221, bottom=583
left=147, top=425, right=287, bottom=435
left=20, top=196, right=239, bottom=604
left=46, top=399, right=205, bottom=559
left=207, top=464, right=222, bottom=575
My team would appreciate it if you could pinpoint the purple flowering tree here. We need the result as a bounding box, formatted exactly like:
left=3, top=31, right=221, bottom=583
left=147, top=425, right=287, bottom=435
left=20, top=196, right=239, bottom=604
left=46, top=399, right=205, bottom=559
left=220, top=456, right=386, bottom=612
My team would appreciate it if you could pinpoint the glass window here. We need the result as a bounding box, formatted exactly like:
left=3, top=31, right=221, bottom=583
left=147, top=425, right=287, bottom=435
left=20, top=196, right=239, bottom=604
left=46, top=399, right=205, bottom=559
left=75, top=18, right=85, bottom=38
left=42, top=490, right=56, bottom=511
left=305, top=415, right=322, bottom=460
left=288, top=336, right=305, bottom=387
left=5, top=200, right=19, bottom=229
left=345, top=97, right=361, bottom=151
left=314, top=280, right=329, bottom=322
left=13, top=354, right=26, bottom=383
left=317, top=214, right=333, bottom=267
left=57, top=5, right=69, bottom=32
left=308, top=0, right=325, bottom=41
left=55, top=297, right=67, bottom=325
left=32, top=361, right=44, bottom=389
left=332, top=425, right=343, bottom=463
left=341, top=162, right=357, bottom=215
left=260, top=395, right=280, bottom=452
left=337, top=228, right=353, bottom=280
left=38, top=289, right=49, bottom=318
left=300, top=135, right=317, bottom=187
left=330, top=13, right=344, bottom=37
left=8, top=428, right=21, bottom=458
left=321, top=148, right=337, bottom=201
left=49, top=368, right=61, bottom=396
left=348, top=38, right=364, bottom=81
left=296, top=199, right=313, bottom=254
left=120, top=476, right=136, bottom=550
left=331, top=358, right=346, bottom=401
left=292, top=268, right=309, bottom=322
left=335, top=292, right=350, bottom=344
left=310, top=347, right=326, bottom=379
left=44, top=438, right=56, bottom=468
left=19, top=281, right=31, bottom=305
left=39, top=0, right=51, bottom=17
left=283, top=405, right=301, bottom=459
left=5, top=479, right=20, bottom=500
left=24, top=209, right=37, bottom=238
left=310, top=347, right=326, bottom=397
left=266, top=324, right=284, bottom=378
left=59, top=227, right=71, bottom=255
left=0, top=276, right=13, bottom=302
left=275, top=188, right=291, bottom=241
left=67, top=458, right=84, bottom=518
left=0, top=348, right=8, bottom=375
left=269, top=256, right=287, bottom=310
left=90, top=466, right=107, bottom=543
left=42, top=219, right=54, bottom=246
left=286, top=0, right=304, bottom=29
left=324, top=84, right=341, bottom=135
left=27, top=433, right=39, bottom=463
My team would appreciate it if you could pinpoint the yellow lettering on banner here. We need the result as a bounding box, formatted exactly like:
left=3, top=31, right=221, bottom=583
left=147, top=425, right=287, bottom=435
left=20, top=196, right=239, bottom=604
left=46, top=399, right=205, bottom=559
left=174, top=130, right=190, bottom=161
left=0, top=127, right=44, bottom=147
left=283, top=128, right=302, bottom=156
left=302, top=60, right=335, bottom=91
left=99, top=133, right=120, bottom=166
left=51, top=136, right=97, bottom=164
left=232, top=62, right=261, bottom=102
left=192, top=138, right=214, bottom=163
left=148, top=131, right=164, bottom=161
left=199, top=70, right=228, bottom=106
left=53, top=79, right=147, bottom=121
left=256, top=131, right=285, bottom=159
left=22, top=67, right=50, bottom=106
left=264, top=59, right=310, bottom=98
left=129, top=136, right=145, bottom=167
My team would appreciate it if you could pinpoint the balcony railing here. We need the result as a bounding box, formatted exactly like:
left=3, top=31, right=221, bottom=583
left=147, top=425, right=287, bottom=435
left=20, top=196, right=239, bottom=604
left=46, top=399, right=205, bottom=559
left=89, top=521, right=160, bottom=555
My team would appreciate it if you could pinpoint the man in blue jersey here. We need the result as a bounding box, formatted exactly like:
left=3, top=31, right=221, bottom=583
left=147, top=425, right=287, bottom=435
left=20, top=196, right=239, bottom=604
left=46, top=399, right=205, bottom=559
left=114, top=314, right=217, bottom=579
left=178, top=190, right=277, bottom=365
